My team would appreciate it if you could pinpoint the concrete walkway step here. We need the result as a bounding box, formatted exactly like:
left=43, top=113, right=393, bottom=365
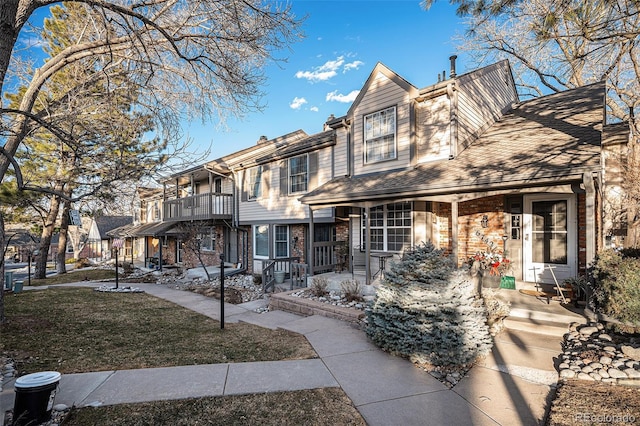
left=504, top=316, right=572, bottom=337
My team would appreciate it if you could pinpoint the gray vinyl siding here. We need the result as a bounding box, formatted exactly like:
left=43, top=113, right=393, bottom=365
left=239, top=147, right=334, bottom=223
left=456, top=61, right=517, bottom=151
left=352, top=71, right=412, bottom=175
left=334, top=129, right=349, bottom=177
left=194, top=177, right=232, bottom=194
left=416, top=95, right=451, bottom=163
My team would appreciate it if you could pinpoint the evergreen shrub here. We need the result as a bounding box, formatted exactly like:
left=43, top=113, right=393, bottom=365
left=590, top=249, right=640, bottom=327
left=365, top=242, right=493, bottom=367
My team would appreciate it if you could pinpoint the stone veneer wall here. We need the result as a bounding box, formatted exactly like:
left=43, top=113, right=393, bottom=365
left=436, top=194, right=590, bottom=275
left=436, top=195, right=507, bottom=265
left=269, top=290, right=365, bottom=324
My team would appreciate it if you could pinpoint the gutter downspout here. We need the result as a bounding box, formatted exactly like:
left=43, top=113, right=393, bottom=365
left=447, top=82, right=458, bottom=159
left=583, top=171, right=597, bottom=269
left=216, top=165, right=249, bottom=275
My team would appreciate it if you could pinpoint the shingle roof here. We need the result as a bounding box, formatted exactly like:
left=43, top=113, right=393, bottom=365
left=95, top=216, right=133, bottom=237
left=301, top=83, right=605, bottom=206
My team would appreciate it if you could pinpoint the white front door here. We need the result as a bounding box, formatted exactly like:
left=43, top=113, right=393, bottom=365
left=523, top=194, right=577, bottom=284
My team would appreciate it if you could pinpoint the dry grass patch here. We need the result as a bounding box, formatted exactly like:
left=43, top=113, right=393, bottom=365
left=1, top=287, right=316, bottom=374
left=63, top=388, right=366, bottom=426
left=547, top=380, right=640, bottom=425
left=29, top=269, right=116, bottom=286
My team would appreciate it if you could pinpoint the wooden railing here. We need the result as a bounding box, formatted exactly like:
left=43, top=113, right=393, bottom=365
left=163, top=193, right=233, bottom=222
left=312, top=241, right=347, bottom=274
left=262, top=256, right=302, bottom=293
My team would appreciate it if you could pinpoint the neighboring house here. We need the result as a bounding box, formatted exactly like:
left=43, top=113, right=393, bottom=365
left=128, top=57, right=630, bottom=287
left=82, top=216, right=133, bottom=261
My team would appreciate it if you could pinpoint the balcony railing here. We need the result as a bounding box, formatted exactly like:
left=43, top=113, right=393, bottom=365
left=163, top=193, right=233, bottom=222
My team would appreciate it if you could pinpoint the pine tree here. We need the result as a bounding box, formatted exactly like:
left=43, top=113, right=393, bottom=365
left=365, top=242, right=493, bottom=368
left=4, top=4, right=166, bottom=278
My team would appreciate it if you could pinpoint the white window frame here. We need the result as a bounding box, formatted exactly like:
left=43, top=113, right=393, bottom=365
left=289, top=154, right=308, bottom=194
left=364, top=106, right=397, bottom=164
left=361, top=202, right=412, bottom=252
left=153, top=201, right=160, bottom=220
left=199, top=227, right=215, bottom=252
left=274, top=225, right=289, bottom=258
left=248, top=166, right=262, bottom=200
left=253, top=224, right=269, bottom=259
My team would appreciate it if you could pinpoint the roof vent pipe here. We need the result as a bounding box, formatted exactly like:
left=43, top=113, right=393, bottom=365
left=450, top=55, right=457, bottom=78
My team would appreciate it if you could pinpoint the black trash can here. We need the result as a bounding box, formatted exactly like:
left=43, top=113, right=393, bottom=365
left=12, top=371, right=61, bottom=426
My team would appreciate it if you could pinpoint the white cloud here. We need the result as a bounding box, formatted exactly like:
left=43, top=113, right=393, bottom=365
left=289, top=97, right=308, bottom=110
left=295, top=55, right=363, bottom=83
left=310, top=106, right=319, bottom=112
left=295, top=69, right=337, bottom=82
left=326, top=90, right=360, bottom=103
left=343, top=60, right=364, bottom=73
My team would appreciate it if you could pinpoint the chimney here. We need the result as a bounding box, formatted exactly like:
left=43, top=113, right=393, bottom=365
left=257, top=135, right=268, bottom=144
left=449, top=55, right=458, bottom=78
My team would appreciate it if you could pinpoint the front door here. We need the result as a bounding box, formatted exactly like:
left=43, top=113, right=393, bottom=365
left=523, top=194, right=576, bottom=284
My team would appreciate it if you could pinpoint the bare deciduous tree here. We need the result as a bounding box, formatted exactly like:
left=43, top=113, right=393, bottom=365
left=0, top=0, right=302, bottom=322
left=424, top=0, right=640, bottom=245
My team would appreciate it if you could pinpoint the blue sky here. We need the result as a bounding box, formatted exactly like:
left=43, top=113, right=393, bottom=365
left=17, top=1, right=467, bottom=162
left=192, top=0, right=467, bottom=160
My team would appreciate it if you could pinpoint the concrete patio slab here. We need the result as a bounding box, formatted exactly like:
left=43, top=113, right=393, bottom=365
left=55, top=371, right=115, bottom=408
left=236, top=310, right=302, bottom=330
left=278, top=313, right=355, bottom=335
left=357, top=390, right=500, bottom=426
left=303, top=325, right=379, bottom=358
left=454, top=366, right=554, bottom=426
left=224, top=359, right=338, bottom=395
left=78, top=364, right=229, bottom=407
left=477, top=329, right=562, bottom=377
left=321, top=350, right=446, bottom=406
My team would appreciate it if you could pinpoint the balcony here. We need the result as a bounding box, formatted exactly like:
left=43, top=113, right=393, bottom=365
left=163, top=193, right=233, bottom=222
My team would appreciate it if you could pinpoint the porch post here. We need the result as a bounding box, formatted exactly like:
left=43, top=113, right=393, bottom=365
left=209, top=171, right=213, bottom=215
left=365, top=205, right=371, bottom=285
left=451, top=201, right=459, bottom=267
left=583, top=172, right=596, bottom=267
left=309, top=206, right=315, bottom=277
left=190, top=173, right=195, bottom=219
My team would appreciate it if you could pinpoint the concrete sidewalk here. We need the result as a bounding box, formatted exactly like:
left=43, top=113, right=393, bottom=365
left=1, top=283, right=573, bottom=425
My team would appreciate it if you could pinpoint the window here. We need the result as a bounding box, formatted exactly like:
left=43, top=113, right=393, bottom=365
left=362, top=202, right=412, bottom=252
left=248, top=166, right=262, bottom=200
left=199, top=227, right=215, bottom=252
left=289, top=154, right=308, bottom=193
left=274, top=225, right=289, bottom=258
left=254, top=225, right=269, bottom=258
left=364, top=106, right=396, bottom=163
left=532, top=200, right=567, bottom=264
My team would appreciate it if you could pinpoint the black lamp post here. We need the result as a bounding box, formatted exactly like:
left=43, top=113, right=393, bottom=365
left=219, top=253, right=225, bottom=330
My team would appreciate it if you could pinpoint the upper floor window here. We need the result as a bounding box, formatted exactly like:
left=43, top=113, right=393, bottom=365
left=364, top=106, right=396, bottom=163
left=153, top=201, right=160, bottom=220
left=248, top=166, right=263, bottom=200
left=289, top=154, right=308, bottom=194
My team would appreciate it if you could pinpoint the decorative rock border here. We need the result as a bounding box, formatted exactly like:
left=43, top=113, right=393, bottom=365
left=94, top=285, right=145, bottom=293
left=558, top=322, right=640, bottom=386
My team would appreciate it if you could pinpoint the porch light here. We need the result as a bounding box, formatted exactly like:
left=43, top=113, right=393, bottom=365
left=481, top=215, right=489, bottom=228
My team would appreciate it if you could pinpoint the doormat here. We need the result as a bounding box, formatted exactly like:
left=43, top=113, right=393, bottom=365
left=519, top=289, right=557, bottom=299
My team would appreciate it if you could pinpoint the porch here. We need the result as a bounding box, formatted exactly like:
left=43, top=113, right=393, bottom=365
left=163, top=193, right=233, bottom=222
